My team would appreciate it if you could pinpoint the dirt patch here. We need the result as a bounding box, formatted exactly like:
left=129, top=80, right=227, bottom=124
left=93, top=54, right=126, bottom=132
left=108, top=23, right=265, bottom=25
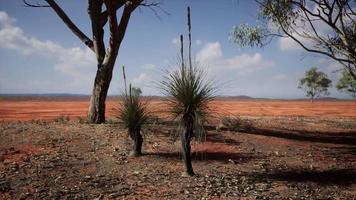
left=0, top=121, right=355, bottom=199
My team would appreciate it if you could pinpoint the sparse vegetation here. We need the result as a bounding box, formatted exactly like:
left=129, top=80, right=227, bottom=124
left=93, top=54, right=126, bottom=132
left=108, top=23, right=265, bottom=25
left=1, top=2, right=355, bottom=199
left=76, top=116, right=88, bottom=124
left=54, top=115, right=70, bottom=123
left=117, top=66, right=150, bottom=156
left=298, top=67, right=332, bottom=102
left=336, top=69, right=356, bottom=99
left=160, top=7, right=216, bottom=176
left=220, top=115, right=253, bottom=132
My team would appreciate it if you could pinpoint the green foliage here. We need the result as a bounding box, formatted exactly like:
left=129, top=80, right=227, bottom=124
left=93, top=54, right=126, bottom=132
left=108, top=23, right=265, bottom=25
left=336, top=69, right=356, bottom=99
left=160, top=62, right=216, bottom=139
left=298, top=67, right=332, bottom=101
left=230, top=24, right=266, bottom=47
left=230, top=0, right=356, bottom=78
left=259, top=0, right=297, bottom=29
left=117, top=85, right=149, bottom=130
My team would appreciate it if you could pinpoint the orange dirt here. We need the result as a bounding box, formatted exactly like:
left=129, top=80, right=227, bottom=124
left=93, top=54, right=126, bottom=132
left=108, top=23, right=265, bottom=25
left=0, top=99, right=355, bottom=121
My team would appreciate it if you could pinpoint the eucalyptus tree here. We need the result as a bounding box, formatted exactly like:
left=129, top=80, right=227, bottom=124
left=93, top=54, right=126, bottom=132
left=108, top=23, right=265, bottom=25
left=231, top=0, right=356, bottom=79
left=298, top=67, right=332, bottom=102
left=336, top=68, right=356, bottom=98
left=24, top=0, right=160, bottom=123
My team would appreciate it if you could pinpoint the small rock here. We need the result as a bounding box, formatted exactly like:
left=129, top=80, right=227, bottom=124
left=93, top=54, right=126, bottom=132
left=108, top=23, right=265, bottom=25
left=228, top=159, right=235, bottom=164
left=93, top=194, right=103, bottom=200
left=54, top=176, right=61, bottom=183
left=0, top=181, right=11, bottom=192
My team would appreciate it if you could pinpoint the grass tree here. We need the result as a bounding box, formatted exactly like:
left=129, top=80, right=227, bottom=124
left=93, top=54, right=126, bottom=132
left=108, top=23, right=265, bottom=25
left=117, top=66, right=149, bottom=156
left=336, top=69, right=356, bottom=99
left=298, top=67, right=332, bottom=102
left=160, top=7, right=215, bottom=176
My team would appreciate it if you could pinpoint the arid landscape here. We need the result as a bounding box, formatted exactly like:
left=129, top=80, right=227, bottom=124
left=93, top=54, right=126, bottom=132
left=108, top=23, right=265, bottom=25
left=1, top=98, right=355, bottom=199
left=1, top=0, right=356, bottom=199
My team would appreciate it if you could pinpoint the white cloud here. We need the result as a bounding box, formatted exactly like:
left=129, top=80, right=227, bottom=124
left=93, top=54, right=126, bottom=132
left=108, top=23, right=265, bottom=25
left=277, top=4, right=339, bottom=51
left=0, top=11, right=96, bottom=87
left=195, top=40, right=202, bottom=45
left=196, top=42, right=222, bottom=62
left=279, top=37, right=300, bottom=51
left=279, top=35, right=313, bottom=51
left=196, top=41, right=274, bottom=73
left=131, top=72, right=158, bottom=95
left=132, top=73, right=149, bottom=86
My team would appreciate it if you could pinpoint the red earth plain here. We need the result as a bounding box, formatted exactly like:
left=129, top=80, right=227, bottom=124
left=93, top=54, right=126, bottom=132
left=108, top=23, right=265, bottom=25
left=1, top=97, right=356, bottom=199
left=1, top=97, right=355, bottom=121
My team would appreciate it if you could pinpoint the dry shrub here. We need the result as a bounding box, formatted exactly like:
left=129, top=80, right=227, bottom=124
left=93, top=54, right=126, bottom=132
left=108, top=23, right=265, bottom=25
left=77, top=116, right=88, bottom=124
left=54, top=115, right=69, bottom=123
left=220, top=115, right=254, bottom=132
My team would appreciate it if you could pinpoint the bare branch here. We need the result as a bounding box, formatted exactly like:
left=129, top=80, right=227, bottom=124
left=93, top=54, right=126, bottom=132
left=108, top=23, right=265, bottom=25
left=23, top=0, right=50, bottom=7
left=139, top=1, right=169, bottom=20
left=100, top=0, right=126, bottom=26
left=103, top=0, right=143, bottom=67
left=271, top=3, right=352, bottom=65
left=26, top=0, right=95, bottom=52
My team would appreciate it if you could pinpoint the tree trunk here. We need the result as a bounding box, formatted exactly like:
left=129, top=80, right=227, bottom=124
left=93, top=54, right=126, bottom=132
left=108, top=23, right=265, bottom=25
left=181, top=123, right=195, bottom=176
left=87, top=64, right=114, bottom=123
left=129, top=126, right=143, bottom=157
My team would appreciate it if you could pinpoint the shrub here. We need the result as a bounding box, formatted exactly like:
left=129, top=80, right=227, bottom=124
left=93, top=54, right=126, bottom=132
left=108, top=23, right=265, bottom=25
left=220, top=116, right=254, bottom=132
left=54, top=115, right=69, bottom=123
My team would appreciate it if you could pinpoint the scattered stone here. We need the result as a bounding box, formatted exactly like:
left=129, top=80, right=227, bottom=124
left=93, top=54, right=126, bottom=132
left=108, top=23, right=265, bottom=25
left=0, top=181, right=10, bottom=192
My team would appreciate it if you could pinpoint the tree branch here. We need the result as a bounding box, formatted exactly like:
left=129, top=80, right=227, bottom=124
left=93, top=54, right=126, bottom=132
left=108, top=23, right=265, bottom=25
left=103, top=0, right=143, bottom=67
left=27, top=0, right=95, bottom=52
left=23, top=0, right=50, bottom=7
left=100, top=0, right=126, bottom=27
left=88, top=0, right=106, bottom=65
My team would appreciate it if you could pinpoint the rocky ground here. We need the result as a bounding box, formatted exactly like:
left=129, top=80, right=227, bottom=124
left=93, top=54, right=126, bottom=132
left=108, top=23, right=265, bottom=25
left=0, top=118, right=355, bottom=199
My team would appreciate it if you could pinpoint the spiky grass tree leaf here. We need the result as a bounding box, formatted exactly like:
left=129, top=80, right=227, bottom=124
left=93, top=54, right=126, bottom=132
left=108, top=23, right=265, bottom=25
left=117, top=91, right=150, bottom=130
left=160, top=62, right=216, bottom=139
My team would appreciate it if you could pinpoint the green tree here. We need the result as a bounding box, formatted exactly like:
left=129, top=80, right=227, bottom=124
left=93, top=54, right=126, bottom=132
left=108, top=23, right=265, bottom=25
left=231, top=0, right=356, bottom=79
left=160, top=7, right=216, bottom=176
left=117, top=66, right=149, bottom=156
left=336, top=69, right=356, bottom=99
left=298, top=67, right=332, bottom=102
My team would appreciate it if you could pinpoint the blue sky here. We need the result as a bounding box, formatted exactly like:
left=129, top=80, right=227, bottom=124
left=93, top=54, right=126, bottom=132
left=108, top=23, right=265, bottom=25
left=0, top=0, right=350, bottom=98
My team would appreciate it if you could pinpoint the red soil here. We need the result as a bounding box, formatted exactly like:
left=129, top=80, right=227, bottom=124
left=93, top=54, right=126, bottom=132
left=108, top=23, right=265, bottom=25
left=0, top=99, right=355, bottom=121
